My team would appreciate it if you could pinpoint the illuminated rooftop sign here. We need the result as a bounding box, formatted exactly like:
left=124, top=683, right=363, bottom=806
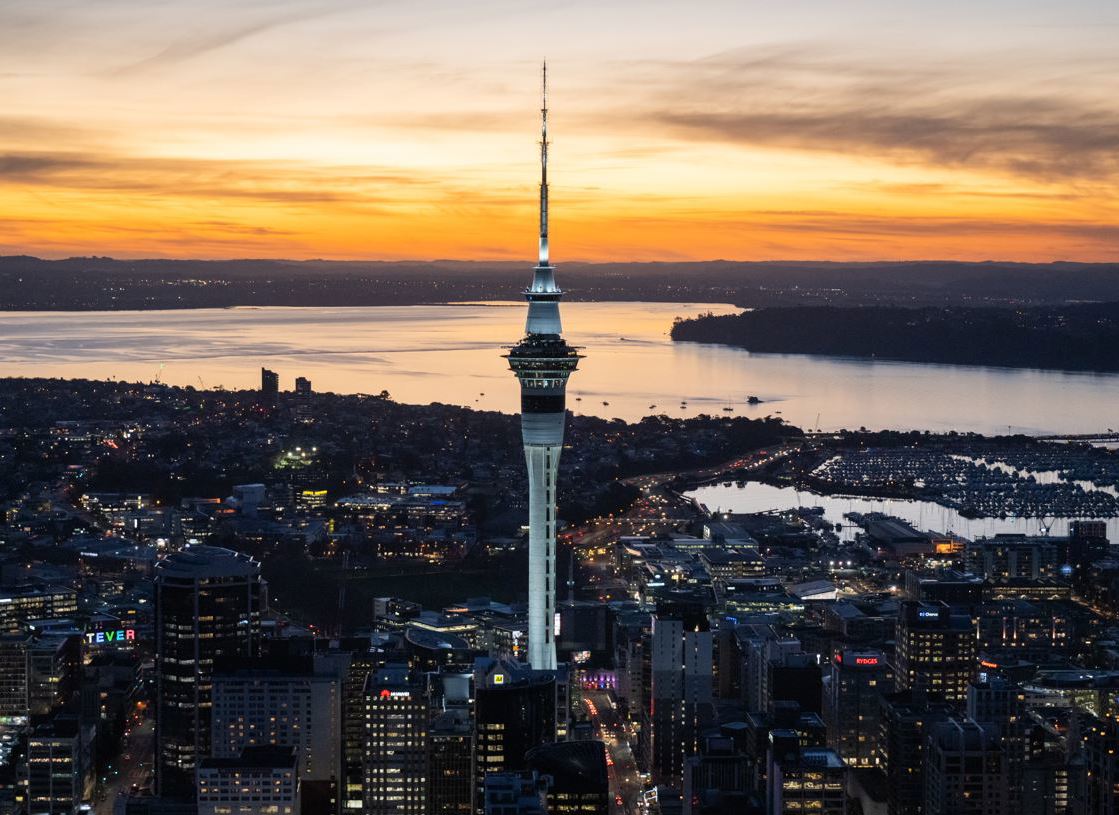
left=85, top=628, right=136, bottom=645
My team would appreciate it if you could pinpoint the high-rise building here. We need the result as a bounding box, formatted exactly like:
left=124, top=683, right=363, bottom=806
left=879, top=691, right=954, bottom=815
left=197, top=745, right=300, bottom=815
left=210, top=655, right=344, bottom=794
left=646, top=613, right=713, bottom=786
left=967, top=679, right=1027, bottom=812
left=28, top=633, right=80, bottom=716
left=0, top=586, right=78, bottom=633
left=895, top=602, right=976, bottom=704
left=923, top=719, right=1008, bottom=815
left=481, top=772, right=549, bottom=815
left=154, top=545, right=266, bottom=797
left=362, top=665, right=427, bottom=815
left=261, top=368, right=279, bottom=402
left=427, top=709, right=472, bottom=815
left=26, top=713, right=92, bottom=815
left=504, top=65, right=582, bottom=671
left=473, top=659, right=556, bottom=814
left=342, top=648, right=381, bottom=812
left=0, top=634, right=30, bottom=722
left=765, top=731, right=846, bottom=815
left=767, top=652, right=822, bottom=716
left=293, top=376, right=314, bottom=422
left=823, top=649, right=893, bottom=768
left=967, top=534, right=1060, bottom=581
left=525, top=741, right=610, bottom=815
left=681, top=734, right=749, bottom=815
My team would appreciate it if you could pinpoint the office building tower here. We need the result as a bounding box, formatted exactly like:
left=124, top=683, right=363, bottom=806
left=525, top=741, right=610, bottom=815
left=923, top=719, right=1008, bottom=815
left=481, top=772, right=548, bottom=815
left=967, top=679, right=1027, bottom=812
left=197, top=746, right=300, bottom=815
left=765, top=731, right=846, bottom=815
left=904, top=569, right=984, bottom=608
left=739, top=626, right=803, bottom=715
left=0, top=586, right=78, bottom=633
left=823, top=649, right=893, bottom=768
left=681, top=734, right=749, bottom=815
left=968, top=534, right=1061, bottom=581
left=28, top=633, right=80, bottom=717
left=473, top=659, right=556, bottom=813
left=211, top=655, right=343, bottom=794
left=342, top=648, right=381, bottom=812
left=362, top=665, right=427, bottom=815
left=895, top=602, right=976, bottom=704
left=0, top=634, right=30, bottom=722
left=646, top=613, right=713, bottom=786
left=26, top=713, right=91, bottom=815
left=504, top=65, right=582, bottom=671
left=767, top=651, right=822, bottom=716
left=293, top=376, right=314, bottom=422
left=427, top=709, right=472, bottom=815
left=154, top=546, right=266, bottom=797
left=261, top=368, right=279, bottom=402
left=879, top=691, right=954, bottom=815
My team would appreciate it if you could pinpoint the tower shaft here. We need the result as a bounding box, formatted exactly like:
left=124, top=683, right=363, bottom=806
left=506, top=64, right=581, bottom=671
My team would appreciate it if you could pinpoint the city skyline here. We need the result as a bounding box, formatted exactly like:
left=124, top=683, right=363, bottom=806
left=2, top=0, right=1118, bottom=262
left=4, top=4, right=1119, bottom=814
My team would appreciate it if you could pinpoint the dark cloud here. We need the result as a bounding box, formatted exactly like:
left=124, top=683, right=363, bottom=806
left=0, top=149, right=540, bottom=217
left=631, top=48, right=1119, bottom=182
left=0, top=150, right=413, bottom=207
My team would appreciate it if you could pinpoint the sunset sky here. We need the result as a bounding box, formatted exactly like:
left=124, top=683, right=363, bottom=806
left=1, top=0, right=1117, bottom=262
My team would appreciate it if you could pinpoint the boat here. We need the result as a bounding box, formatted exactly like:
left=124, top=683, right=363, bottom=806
left=722, top=406, right=734, bottom=412
left=649, top=404, right=657, bottom=409
left=602, top=401, right=610, bottom=406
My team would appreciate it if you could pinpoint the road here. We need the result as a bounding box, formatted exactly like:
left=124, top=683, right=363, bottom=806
left=96, top=711, right=153, bottom=815
left=583, top=688, right=649, bottom=815
left=566, top=446, right=792, bottom=594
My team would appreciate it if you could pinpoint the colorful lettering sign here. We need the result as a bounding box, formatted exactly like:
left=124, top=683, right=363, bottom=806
left=84, top=628, right=137, bottom=645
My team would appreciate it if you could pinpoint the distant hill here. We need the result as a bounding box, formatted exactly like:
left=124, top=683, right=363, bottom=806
left=670, top=303, right=1119, bottom=372
left=2, top=255, right=1119, bottom=310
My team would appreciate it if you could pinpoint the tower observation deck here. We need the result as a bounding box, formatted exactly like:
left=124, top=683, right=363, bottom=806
left=504, top=63, right=582, bottom=671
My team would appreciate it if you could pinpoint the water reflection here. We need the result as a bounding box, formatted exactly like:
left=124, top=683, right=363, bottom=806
left=1, top=302, right=1118, bottom=435
left=688, top=481, right=1119, bottom=541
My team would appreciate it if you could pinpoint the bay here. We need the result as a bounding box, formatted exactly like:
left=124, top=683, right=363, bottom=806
left=0, top=301, right=1117, bottom=435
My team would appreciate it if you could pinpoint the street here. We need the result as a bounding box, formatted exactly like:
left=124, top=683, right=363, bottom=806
left=96, top=711, right=153, bottom=815
left=583, top=688, right=648, bottom=815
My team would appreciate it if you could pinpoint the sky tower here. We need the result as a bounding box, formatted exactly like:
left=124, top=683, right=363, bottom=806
left=505, top=63, right=582, bottom=671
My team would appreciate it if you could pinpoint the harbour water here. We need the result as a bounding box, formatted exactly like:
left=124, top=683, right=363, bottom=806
left=687, top=480, right=1119, bottom=542
left=1, top=301, right=1118, bottom=435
